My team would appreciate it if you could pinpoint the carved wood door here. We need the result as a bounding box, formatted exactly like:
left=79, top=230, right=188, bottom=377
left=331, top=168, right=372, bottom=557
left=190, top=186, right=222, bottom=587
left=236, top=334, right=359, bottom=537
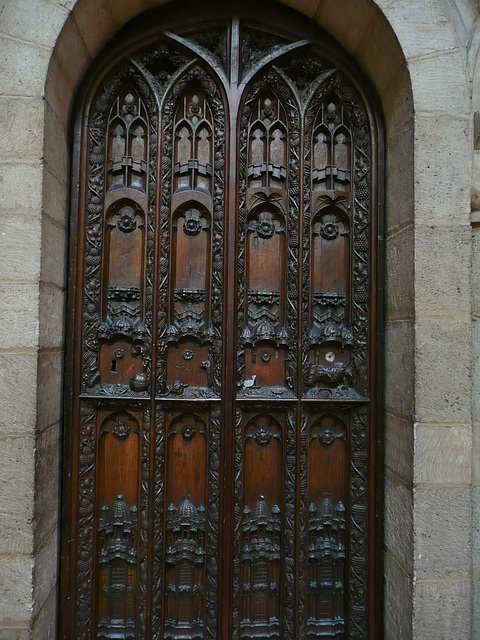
left=61, top=8, right=382, bottom=640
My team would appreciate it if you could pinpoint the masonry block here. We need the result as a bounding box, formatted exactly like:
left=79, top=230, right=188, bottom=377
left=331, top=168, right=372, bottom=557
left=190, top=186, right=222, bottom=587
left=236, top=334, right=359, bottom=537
left=414, top=486, right=470, bottom=579
left=414, top=423, right=471, bottom=485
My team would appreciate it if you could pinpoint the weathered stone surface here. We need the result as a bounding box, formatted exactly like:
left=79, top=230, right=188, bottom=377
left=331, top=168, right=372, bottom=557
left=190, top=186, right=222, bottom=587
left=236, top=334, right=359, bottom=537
left=473, top=323, right=480, bottom=425
left=0, top=214, right=41, bottom=283
left=384, top=550, right=413, bottom=640
left=0, top=0, right=69, bottom=49
left=385, top=223, right=414, bottom=321
left=0, top=36, right=50, bottom=97
left=31, top=586, right=56, bottom=640
left=413, top=577, right=471, bottom=639
left=38, top=283, right=65, bottom=350
left=33, top=529, right=58, bottom=619
left=0, top=285, right=39, bottom=350
left=385, top=412, right=414, bottom=483
left=0, top=163, right=42, bottom=215
left=379, top=0, right=458, bottom=59
left=316, top=0, right=385, bottom=62
left=414, top=423, right=471, bottom=485
left=36, top=350, right=63, bottom=432
left=415, top=320, right=471, bottom=423
left=472, top=231, right=480, bottom=321
left=385, top=468, right=413, bottom=571
left=43, top=103, right=68, bottom=186
left=385, top=320, right=415, bottom=417
left=471, top=483, right=480, bottom=639
left=0, top=436, right=34, bottom=556
left=40, top=216, right=67, bottom=289
left=281, top=0, right=320, bottom=17
left=34, top=423, right=60, bottom=548
left=0, top=554, right=33, bottom=624
left=414, top=113, right=471, bottom=220
left=415, top=223, right=471, bottom=320
left=0, top=353, right=37, bottom=431
left=414, top=486, right=470, bottom=579
left=410, top=48, right=470, bottom=115
left=0, top=627, right=29, bottom=640
left=0, top=98, right=43, bottom=162
left=71, top=0, right=116, bottom=57
left=385, top=119, right=414, bottom=235
left=42, top=166, right=68, bottom=228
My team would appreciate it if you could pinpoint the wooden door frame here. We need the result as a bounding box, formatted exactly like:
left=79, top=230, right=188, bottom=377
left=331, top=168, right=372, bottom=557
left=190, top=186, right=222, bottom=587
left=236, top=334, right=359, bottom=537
left=60, top=2, right=385, bottom=637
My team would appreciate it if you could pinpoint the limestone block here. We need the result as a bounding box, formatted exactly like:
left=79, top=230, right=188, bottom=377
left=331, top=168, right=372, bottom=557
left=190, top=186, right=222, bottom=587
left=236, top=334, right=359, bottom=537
left=0, top=353, right=37, bottom=432
left=42, top=166, right=68, bottom=227
left=0, top=213, right=41, bottom=283
left=47, top=13, right=89, bottom=91
left=0, top=629, right=28, bottom=640
left=43, top=103, right=68, bottom=186
left=0, top=436, right=34, bottom=556
left=472, top=483, right=480, bottom=639
left=0, top=36, right=50, bottom=97
left=385, top=122, right=414, bottom=236
left=31, top=587, right=56, bottom=640
left=473, top=323, right=480, bottom=424
left=0, top=98, right=43, bottom=162
left=316, top=0, right=382, bottom=58
left=415, top=223, right=471, bottom=320
left=472, top=232, right=480, bottom=321
left=37, top=350, right=63, bottom=432
left=385, top=412, right=413, bottom=483
left=71, top=0, right=116, bottom=57
left=39, top=283, right=65, bottom=350
left=0, top=0, right=69, bottom=50
left=354, top=8, right=409, bottom=99
left=385, top=224, right=414, bottom=321
left=472, top=153, right=480, bottom=208
left=0, top=285, right=39, bottom=350
left=44, top=17, right=90, bottom=126
left=409, top=49, right=470, bottom=115
left=414, top=113, right=471, bottom=220
left=414, top=486, right=470, bottom=579
left=385, top=320, right=414, bottom=417
left=415, top=320, right=471, bottom=423
left=0, top=163, right=42, bottom=215
left=384, top=468, right=413, bottom=571
left=414, top=423, right=471, bottom=485
left=413, top=577, right=471, bottom=639
left=40, top=216, right=67, bottom=289
left=33, top=530, right=58, bottom=619
left=384, top=551, right=413, bottom=640
left=474, top=420, right=480, bottom=482
left=379, top=0, right=458, bottom=60
left=280, top=0, right=320, bottom=18
left=0, top=554, right=33, bottom=624
left=57, top=0, right=75, bottom=10
left=34, top=423, right=60, bottom=548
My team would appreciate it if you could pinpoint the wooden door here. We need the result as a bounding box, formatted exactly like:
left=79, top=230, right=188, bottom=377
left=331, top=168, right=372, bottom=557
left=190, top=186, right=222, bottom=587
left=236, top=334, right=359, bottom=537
left=61, top=7, right=383, bottom=640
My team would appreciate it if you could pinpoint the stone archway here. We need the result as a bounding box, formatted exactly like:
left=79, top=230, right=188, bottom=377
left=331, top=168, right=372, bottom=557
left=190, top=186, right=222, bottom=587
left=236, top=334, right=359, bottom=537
left=2, top=0, right=465, bottom=638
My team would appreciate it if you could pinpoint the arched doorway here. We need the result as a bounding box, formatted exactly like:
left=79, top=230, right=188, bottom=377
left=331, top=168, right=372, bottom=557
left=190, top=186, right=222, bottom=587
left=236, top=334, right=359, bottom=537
left=60, top=3, right=384, bottom=638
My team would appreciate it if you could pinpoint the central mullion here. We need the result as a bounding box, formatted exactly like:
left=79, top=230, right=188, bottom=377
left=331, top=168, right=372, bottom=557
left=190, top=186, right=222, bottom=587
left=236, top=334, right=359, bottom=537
left=219, top=17, right=242, bottom=640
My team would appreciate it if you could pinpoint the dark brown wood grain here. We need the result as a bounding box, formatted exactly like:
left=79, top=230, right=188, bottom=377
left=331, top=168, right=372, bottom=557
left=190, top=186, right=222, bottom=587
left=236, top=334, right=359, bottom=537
left=60, top=4, right=384, bottom=639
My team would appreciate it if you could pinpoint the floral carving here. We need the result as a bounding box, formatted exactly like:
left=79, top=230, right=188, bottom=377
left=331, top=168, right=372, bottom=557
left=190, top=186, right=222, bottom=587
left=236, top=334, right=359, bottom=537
left=112, top=420, right=131, bottom=440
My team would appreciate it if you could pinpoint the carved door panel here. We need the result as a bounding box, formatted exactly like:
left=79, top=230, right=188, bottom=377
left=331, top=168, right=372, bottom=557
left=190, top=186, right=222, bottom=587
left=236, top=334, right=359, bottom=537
left=61, top=11, right=382, bottom=640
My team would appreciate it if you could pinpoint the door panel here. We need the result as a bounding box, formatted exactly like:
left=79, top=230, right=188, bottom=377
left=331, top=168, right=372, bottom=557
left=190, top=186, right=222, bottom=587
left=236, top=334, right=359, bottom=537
left=62, top=12, right=381, bottom=640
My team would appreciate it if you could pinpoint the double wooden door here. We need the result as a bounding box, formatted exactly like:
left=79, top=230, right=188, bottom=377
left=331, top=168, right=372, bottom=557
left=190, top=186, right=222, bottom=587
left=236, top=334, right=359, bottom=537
left=61, top=8, right=382, bottom=640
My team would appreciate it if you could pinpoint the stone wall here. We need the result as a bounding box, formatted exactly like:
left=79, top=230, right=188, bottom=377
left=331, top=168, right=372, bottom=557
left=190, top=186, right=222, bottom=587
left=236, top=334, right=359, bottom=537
left=0, top=0, right=477, bottom=638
